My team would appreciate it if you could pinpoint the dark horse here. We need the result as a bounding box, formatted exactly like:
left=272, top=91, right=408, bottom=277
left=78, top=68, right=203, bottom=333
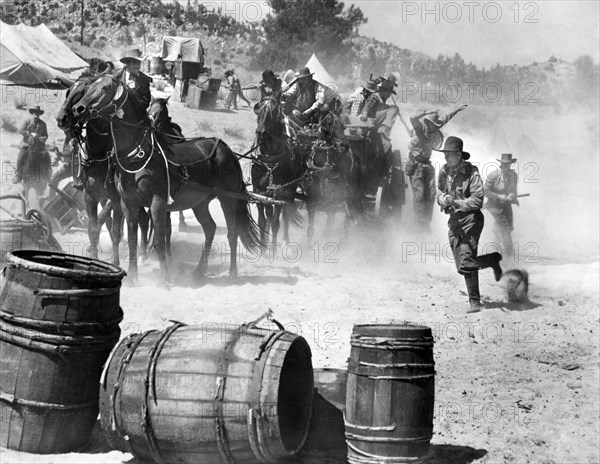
left=252, top=96, right=304, bottom=249
left=72, top=75, right=265, bottom=283
left=299, top=111, right=362, bottom=242
left=148, top=96, right=190, bottom=234
left=56, top=75, right=124, bottom=265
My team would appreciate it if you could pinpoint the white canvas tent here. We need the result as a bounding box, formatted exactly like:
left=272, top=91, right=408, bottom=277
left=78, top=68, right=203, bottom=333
left=305, top=53, right=338, bottom=91
left=0, top=21, right=88, bottom=85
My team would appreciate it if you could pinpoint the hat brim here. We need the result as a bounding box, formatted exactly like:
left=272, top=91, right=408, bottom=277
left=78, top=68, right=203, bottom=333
left=434, top=148, right=470, bottom=160
left=497, top=159, right=517, bottom=164
left=120, top=56, right=144, bottom=63
left=28, top=108, right=44, bottom=115
left=295, top=72, right=314, bottom=79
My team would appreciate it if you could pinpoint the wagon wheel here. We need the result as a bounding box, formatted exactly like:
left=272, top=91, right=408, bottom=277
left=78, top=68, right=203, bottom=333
left=26, top=209, right=53, bottom=241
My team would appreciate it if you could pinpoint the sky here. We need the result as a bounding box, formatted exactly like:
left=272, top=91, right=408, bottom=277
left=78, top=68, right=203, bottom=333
left=185, top=1, right=599, bottom=67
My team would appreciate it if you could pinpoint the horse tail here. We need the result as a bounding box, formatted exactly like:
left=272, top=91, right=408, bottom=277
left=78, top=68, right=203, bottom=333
left=236, top=196, right=268, bottom=254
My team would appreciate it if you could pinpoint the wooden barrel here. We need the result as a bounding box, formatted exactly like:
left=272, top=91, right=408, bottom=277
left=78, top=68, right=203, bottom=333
left=100, top=323, right=314, bottom=464
left=150, top=56, right=164, bottom=75
left=0, top=321, right=120, bottom=453
left=0, top=250, right=124, bottom=453
left=0, top=250, right=125, bottom=333
left=345, top=324, right=435, bottom=464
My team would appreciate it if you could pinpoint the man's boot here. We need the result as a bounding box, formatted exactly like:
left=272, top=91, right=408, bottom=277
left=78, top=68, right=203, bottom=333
left=477, top=252, right=503, bottom=281
left=464, top=271, right=483, bottom=313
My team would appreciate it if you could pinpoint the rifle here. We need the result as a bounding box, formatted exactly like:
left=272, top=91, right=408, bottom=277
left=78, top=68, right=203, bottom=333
left=516, top=194, right=530, bottom=198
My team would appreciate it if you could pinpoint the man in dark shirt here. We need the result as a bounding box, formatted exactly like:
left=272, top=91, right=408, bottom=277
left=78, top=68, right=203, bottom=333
left=14, top=105, right=48, bottom=184
left=113, top=49, right=152, bottom=114
left=435, top=136, right=503, bottom=313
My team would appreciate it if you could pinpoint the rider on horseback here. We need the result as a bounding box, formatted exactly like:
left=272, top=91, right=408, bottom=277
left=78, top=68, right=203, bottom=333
left=14, top=105, right=48, bottom=184
left=113, top=49, right=153, bottom=114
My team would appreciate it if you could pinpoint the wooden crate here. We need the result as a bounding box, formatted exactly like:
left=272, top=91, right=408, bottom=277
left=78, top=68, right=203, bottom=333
left=42, top=182, right=85, bottom=233
left=185, top=87, right=218, bottom=109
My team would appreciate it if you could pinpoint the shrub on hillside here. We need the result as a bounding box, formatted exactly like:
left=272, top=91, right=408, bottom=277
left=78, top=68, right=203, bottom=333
left=1, top=116, right=19, bottom=133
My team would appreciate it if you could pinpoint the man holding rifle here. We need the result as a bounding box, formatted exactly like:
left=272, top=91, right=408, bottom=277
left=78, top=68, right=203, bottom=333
left=484, top=153, right=521, bottom=258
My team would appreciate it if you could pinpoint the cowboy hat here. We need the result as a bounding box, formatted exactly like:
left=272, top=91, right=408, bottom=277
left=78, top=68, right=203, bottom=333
left=119, top=48, right=144, bottom=63
left=362, top=79, right=377, bottom=93
left=295, top=66, right=314, bottom=79
left=433, top=136, right=471, bottom=160
left=423, top=111, right=443, bottom=128
left=28, top=105, right=44, bottom=115
left=261, top=69, right=279, bottom=82
left=378, top=78, right=397, bottom=95
left=497, top=153, right=517, bottom=164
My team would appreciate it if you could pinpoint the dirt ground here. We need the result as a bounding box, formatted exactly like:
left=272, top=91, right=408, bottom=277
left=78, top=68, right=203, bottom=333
left=0, top=82, right=598, bottom=464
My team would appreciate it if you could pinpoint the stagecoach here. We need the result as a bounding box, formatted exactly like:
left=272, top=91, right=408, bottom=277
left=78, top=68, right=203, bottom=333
left=289, top=115, right=407, bottom=220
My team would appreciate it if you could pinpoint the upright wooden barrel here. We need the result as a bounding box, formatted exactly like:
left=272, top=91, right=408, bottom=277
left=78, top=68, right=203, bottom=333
left=345, top=324, right=435, bottom=464
left=100, top=323, right=314, bottom=464
left=0, top=250, right=125, bottom=453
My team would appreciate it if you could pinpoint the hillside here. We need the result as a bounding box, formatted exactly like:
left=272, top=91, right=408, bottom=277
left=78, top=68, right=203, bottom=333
left=1, top=0, right=598, bottom=106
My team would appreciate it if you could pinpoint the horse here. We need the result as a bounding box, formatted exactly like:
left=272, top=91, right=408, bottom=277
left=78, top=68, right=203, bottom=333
left=56, top=74, right=126, bottom=266
left=252, top=96, right=304, bottom=251
left=71, top=74, right=265, bottom=283
left=298, top=110, right=362, bottom=242
left=56, top=74, right=154, bottom=265
left=20, top=145, right=52, bottom=211
left=148, top=96, right=190, bottom=234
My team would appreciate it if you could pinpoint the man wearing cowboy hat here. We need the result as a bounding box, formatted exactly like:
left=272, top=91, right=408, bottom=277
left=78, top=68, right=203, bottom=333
left=258, top=69, right=282, bottom=100
left=343, top=78, right=377, bottom=117
left=359, top=76, right=400, bottom=168
left=484, top=153, right=519, bottom=258
left=282, top=66, right=336, bottom=125
left=435, top=136, right=503, bottom=313
left=407, top=104, right=468, bottom=232
left=113, top=48, right=152, bottom=113
left=13, top=105, right=48, bottom=184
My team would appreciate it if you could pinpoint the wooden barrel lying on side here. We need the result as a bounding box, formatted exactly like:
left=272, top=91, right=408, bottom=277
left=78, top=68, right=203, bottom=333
left=0, top=250, right=125, bottom=333
left=0, top=250, right=125, bottom=453
left=345, top=324, right=435, bottom=464
left=100, top=323, right=314, bottom=464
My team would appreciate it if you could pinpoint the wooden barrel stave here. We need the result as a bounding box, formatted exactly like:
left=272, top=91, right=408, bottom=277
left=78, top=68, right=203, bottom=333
left=100, top=325, right=314, bottom=464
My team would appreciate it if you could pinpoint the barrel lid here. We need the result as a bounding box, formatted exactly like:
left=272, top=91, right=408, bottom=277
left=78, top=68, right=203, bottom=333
left=352, top=323, right=432, bottom=338
left=6, top=250, right=126, bottom=281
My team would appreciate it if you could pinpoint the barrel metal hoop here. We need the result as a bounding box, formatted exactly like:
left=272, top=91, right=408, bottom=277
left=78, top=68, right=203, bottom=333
left=344, top=417, right=396, bottom=431
left=111, top=330, right=154, bottom=452
left=345, top=432, right=432, bottom=443
left=149, top=322, right=185, bottom=403
left=0, top=390, right=97, bottom=410
left=142, top=323, right=184, bottom=464
left=214, top=328, right=240, bottom=464
left=366, top=374, right=436, bottom=380
left=0, top=310, right=124, bottom=333
left=33, top=287, right=120, bottom=297
left=346, top=441, right=424, bottom=463
left=350, top=335, right=434, bottom=350
left=247, top=330, right=288, bottom=463
left=358, top=362, right=435, bottom=369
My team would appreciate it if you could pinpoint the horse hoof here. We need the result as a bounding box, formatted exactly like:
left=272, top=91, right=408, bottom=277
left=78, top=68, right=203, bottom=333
left=193, top=267, right=206, bottom=280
